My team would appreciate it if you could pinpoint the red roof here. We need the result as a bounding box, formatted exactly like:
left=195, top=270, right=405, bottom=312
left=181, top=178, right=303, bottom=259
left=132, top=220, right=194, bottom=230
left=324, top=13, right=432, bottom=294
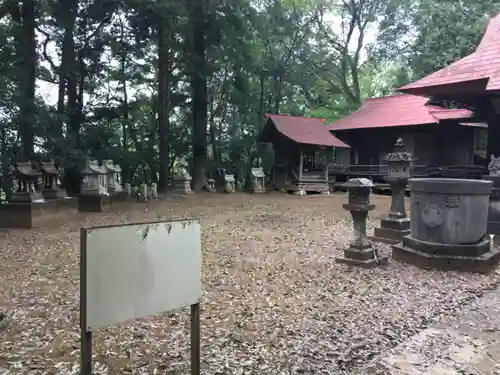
left=327, top=94, right=473, bottom=131
left=260, top=114, right=350, bottom=147
left=398, top=14, right=500, bottom=96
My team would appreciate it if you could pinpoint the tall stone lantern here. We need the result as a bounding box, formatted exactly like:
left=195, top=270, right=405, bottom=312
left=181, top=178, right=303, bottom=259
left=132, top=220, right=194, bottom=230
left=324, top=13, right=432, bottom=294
left=336, top=178, right=388, bottom=268
left=372, top=138, right=414, bottom=243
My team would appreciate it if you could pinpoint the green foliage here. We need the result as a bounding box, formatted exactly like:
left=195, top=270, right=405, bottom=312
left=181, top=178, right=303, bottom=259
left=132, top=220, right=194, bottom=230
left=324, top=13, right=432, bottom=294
left=0, top=0, right=496, bottom=192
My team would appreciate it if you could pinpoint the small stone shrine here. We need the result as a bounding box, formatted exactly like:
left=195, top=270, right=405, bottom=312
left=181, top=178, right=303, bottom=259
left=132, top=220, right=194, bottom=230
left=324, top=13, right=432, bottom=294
left=78, top=159, right=110, bottom=212
left=40, top=160, right=67, bottom=199
left=102, top=160, right=128, bottom=202
left=10, top=162, right=43, bottom=202
left=336, top=178, right=388, bottom=268
left=371, top=138, right=413, bottom=244
left=392, top=178, right=500, bottom=273
left=486, top=155, right=500, bottom=234
left=174, top=169, right=192, bottom=194
left=224, top=174, right=235, bottom=193
left=0, top=161, right=44, bottom=228
left=102, top=160, right=123, bottom=194
left=250, top=167, right=266, bottom=194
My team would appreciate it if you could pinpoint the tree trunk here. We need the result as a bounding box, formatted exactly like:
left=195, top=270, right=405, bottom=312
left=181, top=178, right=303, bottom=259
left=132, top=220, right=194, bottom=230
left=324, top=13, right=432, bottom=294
left=11, top=0, right=36, bottom=160
left=189, top=0, right=208, bottom=191
left=157, top=2, right=170, bottom=193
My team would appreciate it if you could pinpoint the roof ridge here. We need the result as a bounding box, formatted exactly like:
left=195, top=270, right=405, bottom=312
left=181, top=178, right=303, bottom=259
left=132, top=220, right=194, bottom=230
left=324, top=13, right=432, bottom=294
left=264, top=113, right=327, bottom=122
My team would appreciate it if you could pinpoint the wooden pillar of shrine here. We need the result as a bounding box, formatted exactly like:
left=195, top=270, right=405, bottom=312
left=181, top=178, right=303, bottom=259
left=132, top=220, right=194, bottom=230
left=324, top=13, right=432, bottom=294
left=486, top=101, right=500, bottom=162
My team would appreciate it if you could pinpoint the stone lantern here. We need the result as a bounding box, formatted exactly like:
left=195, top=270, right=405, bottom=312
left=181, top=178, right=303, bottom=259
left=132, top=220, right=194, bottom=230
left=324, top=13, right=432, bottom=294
left=372, top=138, right=414, bottom=244
left=336, top=178, right=388, bottom=268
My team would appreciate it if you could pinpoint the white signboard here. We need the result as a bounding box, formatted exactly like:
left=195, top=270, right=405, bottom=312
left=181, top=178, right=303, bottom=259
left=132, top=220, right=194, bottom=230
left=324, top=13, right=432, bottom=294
left=81, top=220, right=201, bottom=331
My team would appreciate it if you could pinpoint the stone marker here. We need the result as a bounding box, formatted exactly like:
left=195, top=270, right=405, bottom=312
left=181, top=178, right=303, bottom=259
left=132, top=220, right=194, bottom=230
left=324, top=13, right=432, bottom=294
left=174, top=169, right=192, bottom=194
left=392, top=178, right=500, bottom=273
left=371, top=138, right=414, bottom=244
left=336, top=178, right=388, bottom=268
left=138, top=183, right=148, bottom=201
left=251, top=167, right=266, bottom=194
left=224, top=174, right=235, bottom=193
left=124, top=183, right=131, bottom=197
left=149, top=183, right=158, bottom=199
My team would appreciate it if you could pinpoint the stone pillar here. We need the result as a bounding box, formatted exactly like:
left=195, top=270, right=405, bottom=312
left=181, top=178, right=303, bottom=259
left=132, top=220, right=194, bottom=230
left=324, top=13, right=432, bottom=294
left=137, top=183, right=148, bottom=201
left=372, top=138, right=413, bottom=244
left=224, top=174, right=235, bottom=193
left=336, top=178, right=388, bottom=268
left=124, top=183, right=132, bottom=197
left=174, top=169, right=193, bottom=194
left=149, top=183, right=158, bottom=199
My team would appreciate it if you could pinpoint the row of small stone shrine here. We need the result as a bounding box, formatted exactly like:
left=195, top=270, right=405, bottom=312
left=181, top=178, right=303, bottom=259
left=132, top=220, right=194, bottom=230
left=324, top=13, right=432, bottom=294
left=0, top=159, right=268, bottom=229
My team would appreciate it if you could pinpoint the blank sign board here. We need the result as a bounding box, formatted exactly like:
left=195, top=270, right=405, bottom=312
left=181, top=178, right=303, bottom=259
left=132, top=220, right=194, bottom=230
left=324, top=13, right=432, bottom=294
left=81, top=220, right=202, bottom=331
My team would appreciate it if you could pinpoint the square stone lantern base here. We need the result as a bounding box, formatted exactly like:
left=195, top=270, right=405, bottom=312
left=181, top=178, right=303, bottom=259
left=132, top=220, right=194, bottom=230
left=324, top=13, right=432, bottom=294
left=78, top=194, right=110, bottom=213
left=0, top=197, right=77, bottom=229
left=392, top=235, right=500, bottom=273
left=336, top=243, right=389, bottom=268
left=371, top=217, right=410, bottom=244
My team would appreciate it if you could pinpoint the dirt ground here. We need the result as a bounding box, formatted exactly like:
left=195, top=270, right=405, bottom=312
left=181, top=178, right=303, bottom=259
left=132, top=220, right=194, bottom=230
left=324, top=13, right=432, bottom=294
left=0, top=192, right=499, bottom=375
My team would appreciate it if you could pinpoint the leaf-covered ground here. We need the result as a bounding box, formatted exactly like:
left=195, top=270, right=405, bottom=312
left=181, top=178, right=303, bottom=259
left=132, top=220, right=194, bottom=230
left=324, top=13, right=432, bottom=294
left=0, top=192, right=498, bottom=375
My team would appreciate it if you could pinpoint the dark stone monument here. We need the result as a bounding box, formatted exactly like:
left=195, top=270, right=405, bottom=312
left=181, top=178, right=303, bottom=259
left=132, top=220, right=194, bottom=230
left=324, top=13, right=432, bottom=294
left=392, top=178, right=500, bottom=273
left=371, top=138, right=414, bottom=244
left=336, top=178, right=388, bottom=268
left=485, top=155, right=500, bottom=234
left=78, top=159, right=110, bottom=212
left=204, top=178, right=216, bottom=192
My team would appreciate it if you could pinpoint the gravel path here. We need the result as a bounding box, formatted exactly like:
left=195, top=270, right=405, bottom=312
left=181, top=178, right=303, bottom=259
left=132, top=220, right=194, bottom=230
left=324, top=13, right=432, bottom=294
left=356, top=281, right=500, bottom=374
left=0, top=192, right=498, bottom=374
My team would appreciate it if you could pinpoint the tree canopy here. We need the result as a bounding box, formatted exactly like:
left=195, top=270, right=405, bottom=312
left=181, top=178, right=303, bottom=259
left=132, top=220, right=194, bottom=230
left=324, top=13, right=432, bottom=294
left=0, top=0, right=498, bottom=192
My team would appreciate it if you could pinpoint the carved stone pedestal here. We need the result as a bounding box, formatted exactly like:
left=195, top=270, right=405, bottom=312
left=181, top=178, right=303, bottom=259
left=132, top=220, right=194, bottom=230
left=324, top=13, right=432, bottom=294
left=372, top=180, right=410, bottom=244
left=251, top=168, right=266, bottom=194
left=78, top=194, right=110, bottom=213
left=174, top=170, right=192, bottom=194
left=336, top=178, right=388, bottom=268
